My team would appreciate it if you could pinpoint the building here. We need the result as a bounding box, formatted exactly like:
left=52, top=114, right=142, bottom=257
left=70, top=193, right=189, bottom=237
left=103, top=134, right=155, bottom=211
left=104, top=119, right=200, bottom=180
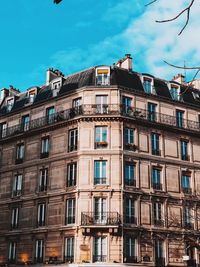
left=1, top=54, right=200, bottom=266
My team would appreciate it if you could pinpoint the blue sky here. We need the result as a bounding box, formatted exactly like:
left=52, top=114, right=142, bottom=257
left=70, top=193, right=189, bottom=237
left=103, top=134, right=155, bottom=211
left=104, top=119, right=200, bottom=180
left=0, top=0, right=199, bottom=91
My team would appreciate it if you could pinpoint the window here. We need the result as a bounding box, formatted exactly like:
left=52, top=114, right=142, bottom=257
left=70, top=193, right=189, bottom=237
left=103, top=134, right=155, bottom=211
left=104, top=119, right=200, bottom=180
left=64, top=237, right=74, bottom=263
left=41, top=137, right=49, bottom=158
left=12, top=174, right=22, bottom=197
left=68, top=128, right=78, bottom=152
left=176, top=110, right=184, bottom=128
left=7, top=99, right=14, bottom=112
left=21, top=115, right=30, bottom=131
left=94, top=198, right=106, bottom=224
left=16, top=143, right=24, bottom=164
left=124, top=128, right=134, bottom=149
left=148, top=102, right=157, bottom=122
left=66, top=199, right=75, bottom=224
left=183, top=207, right=193, bottom=229
left=35, top=240, right=44, bottom=263
left=67, top=163, right=77, bottom=187
left=153, top=203, right=163, bottom=226
left=39, top=168, right=48, bottom=192
left=124, top=162, right=136, bottom=186
left=95, top=127, right=108, bottom=149
left=93, top=237, right=107, bottom=262
left=46, top=106, right=55, bottom=124
left=71, top=98, right=82, bottom=116
left=155, top=240, right=164, bottom=266
left=8, top=242, right=16, bottom=263
left=180, top=140, right=189, bottom=161
left=143, top=78, right=152, bottom=94
left=94, top=161, right=107, bottom=185
left=152, top=168, right=162, bottom=190
left=181, top=173, right=191, bottom=194
left=11, top=207, right=19, bottom=229
left=151, top=133, right=160, bottom=155
left=170, top=86, right=179, bottom=100
left=0, top=122, right=7, bottom=138
left=37, top=203, right=45, bottom=227
left=96, top=68, right=109, bottom=85
left=96, top=95, right=108, bottom=114
left=122, top=96, right=132, bottom=114
left=125, top=198, right=136, bottom=224
left=28, top=90, right=36, bottom=104
left=124, top=237, right=137, bottom=263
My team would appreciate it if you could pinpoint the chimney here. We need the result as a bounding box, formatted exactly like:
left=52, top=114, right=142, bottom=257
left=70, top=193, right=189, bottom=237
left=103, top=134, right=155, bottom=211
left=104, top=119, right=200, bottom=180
left=173, top=73, right=185, bottom=84
left=46, top=68, right=64, bottom=85
left=116, top=54, right=132, bottom=71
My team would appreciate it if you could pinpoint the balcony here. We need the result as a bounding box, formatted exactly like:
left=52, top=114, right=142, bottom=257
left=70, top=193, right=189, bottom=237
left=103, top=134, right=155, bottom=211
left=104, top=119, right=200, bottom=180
left=181, top=154, right=190, bottom=161
left=93, top=255, right=107, bottom=263
left=94, top=177, right=107, bottom=185
left=64, top=256, right=74, bottom=263
left=124, top=143, right=137, bottom=151
left=2, top=105, right=200, bottom=141
left=15, top=158, right=23, bottom=164
left=124, top=179, right=136, bottom=187
left=152, top=183, right=162, bottom=190
left=124, top=256, right=138, bottom=263
left=125, top=216, right=137, bottom=224
left=12, top=190, right=21, bottom=197
left=154, top=219, right=164, bottom=227
left=183, top=221, right=194, bottom=230
left=95, top=141, right=108, bottom=149
left=81, top=212, right=121, bottom=226
left=40, top=152, right=49, bottom=159
left=39, top=185, right=47, bottom=192
left=152, top=149, right=161, bottom=156
left=155, top=257, right=165, bottom=267
left=182, top=187, right=192, bottom=194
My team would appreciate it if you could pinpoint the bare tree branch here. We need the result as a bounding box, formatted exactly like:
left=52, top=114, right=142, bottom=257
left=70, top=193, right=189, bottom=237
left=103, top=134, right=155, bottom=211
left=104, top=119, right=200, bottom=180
left=145, top=0, right=158, bottom=7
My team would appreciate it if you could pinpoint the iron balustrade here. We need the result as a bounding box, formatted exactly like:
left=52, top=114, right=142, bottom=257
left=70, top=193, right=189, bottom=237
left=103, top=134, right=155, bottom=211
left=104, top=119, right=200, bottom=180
left=94, top=177, right=107, bottom=185
left=125, top=216, right=137, bottom=224
left=81, top=212, right=121, bottom=226
left=39, top=185, right=47, bottom=192
left=183, top=221, right=194, bottom=230
left=155, top=257, right=165, bottom=267
left=154, top=219, right=165, bottom=227
left=93, top=255, right=107, bottom=262
left=124, top=256, right=138, bottom=263
left=124, top=179, right=136, bottom=187
left=12, top=190, right=21, bottom=197
left=64, top=256, right=74, bottom=263
left=153, top=183, right=162, bottom=190
left=182, top=187, right=192, bottom=194
left=1, top=105, right=200, bottom=140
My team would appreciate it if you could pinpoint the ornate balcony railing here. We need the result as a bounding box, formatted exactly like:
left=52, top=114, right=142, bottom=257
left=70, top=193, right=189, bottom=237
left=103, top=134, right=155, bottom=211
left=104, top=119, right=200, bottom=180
left=93, top=255, right=107, bottom=263
left=81, top=212, right=121, bottom=226
left=1, top=105, right=200, bottom=140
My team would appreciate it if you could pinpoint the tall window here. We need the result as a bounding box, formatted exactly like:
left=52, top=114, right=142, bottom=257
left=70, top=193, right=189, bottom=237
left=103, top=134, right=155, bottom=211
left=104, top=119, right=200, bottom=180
left=67, top=163, right=77, bottom=187
left=151, top=133, right=160, bottom=155
left=94, top=198, right=106, bottom=224
left=64, top=237, right=74, bottom=263
left=125, top=198, right=136, bottom=224
left=35, top=240, right=44, bottom=263
left=96, top=95, right=108, bottom=114
left=0, top=122, right=7, bottom=138
left=148, top=102, right=157, bottom=122
left=122, top=96, right=132, bottom=113
left=124, top=128, right=134, bottom=150
left=37, top=203, right=45, bottom=227
left=39, top=168, right=48, bottom=192
left=7, top=99, right=14, bottom=112
left=181, top=173, right=191, bottom=194
left=41, top=137, right=49, bottom=158
left=124, top=162, right=135, bottom=186
left=16, top=143, right=24, bottom=164
left=155, top=240, right=164, bottom=266
left=8, top=242, right=16, bottom=263
left=125, top=237, right=137, bottom=263
left=72, top=97, right=82, bottom=115
left=68, top=128, right=78, bottom=152
left=21, top=115, right=30, bottom=131
left=183, top=207, right=193, bottom=229
left=94, top=161, right=107, bottom=185
left=180, top=140, right=189, bottom=161
left=143, top=78, right=152, bottom=94
left=46, top=106, right=55, bottom=124
left=11, top=207, right=19, bottom=229
left=170, top=86, right=179, bottom=100
left=12, top=174, right=22, bottom=197
left=66, top=199, right=75, bottom=224
left=93, top=237, right=107, bottom=262
left=152, top=168, right=162, bottom=190
left=176, top=110, right=184, bottom=128
left=95, top=126, right=108, bottom=149
left=153, top=203, right=163, bottom=226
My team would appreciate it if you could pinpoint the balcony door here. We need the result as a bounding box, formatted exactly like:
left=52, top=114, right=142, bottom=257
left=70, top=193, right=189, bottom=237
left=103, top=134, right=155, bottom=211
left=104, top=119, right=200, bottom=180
left=93, top=237, right=107, bottom=262
left=96, top=95, right=108, bottom=114
left=94, top=198, right=106, bottom=224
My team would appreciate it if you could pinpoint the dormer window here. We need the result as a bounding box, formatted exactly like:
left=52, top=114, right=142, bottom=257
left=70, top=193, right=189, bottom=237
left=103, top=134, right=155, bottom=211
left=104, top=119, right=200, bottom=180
left=52, top=81, right=61, bottom=90
left=170, top=84, right=180, bottom=101
left=142, top=76, right=154, bottom=94
left=28, top=90, right=36, bottom=104
left=192, top=91, right=200, bottom=101
left=96, top=67, right=110, bottom=86
left=7, top=98, right=14, bottom=112
left=51, top=77, right=62, bottom=97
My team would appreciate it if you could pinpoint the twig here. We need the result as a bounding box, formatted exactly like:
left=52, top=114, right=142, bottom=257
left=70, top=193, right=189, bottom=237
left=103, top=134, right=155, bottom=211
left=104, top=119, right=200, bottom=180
left=145, top=0, right=158, bottom=7
left=156, top=0, right=195, bottom=35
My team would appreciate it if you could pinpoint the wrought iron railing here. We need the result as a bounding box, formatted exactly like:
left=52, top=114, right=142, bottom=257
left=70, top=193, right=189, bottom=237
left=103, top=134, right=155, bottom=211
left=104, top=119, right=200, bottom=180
left=81, top=212, right=121, bottom=226
left=125, top=216, right=137, bottom=224
left=155, top=257, right=165, bottom=267
left=124, top=256, right=138, bottom=263
left=1, top=105, right=200, bottom=140
left=93, top=255, right=107, bottom=262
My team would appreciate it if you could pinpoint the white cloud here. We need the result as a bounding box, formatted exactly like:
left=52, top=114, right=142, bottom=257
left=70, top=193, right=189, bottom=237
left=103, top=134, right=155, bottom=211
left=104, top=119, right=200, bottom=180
left=51, top=0, right=200, bottom=81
